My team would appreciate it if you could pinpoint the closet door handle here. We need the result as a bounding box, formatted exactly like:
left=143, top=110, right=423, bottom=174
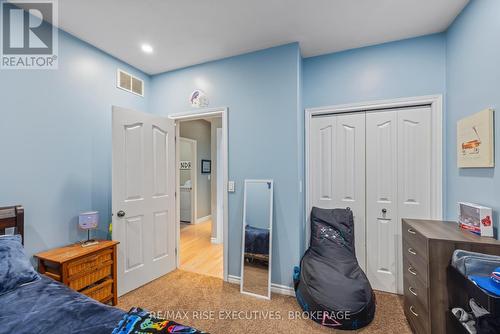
left=407, top=228, right=416, bottom=235
left=408, top=248, right=417, bottom=256
left=409, top=286, right=417, bottom=296
left=408, top=266, right=417, bottom=276
left=409, top=305, right=419, bottom=317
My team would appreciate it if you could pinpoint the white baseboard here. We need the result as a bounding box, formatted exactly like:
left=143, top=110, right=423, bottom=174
left=210, top=237, right=222, bottom=244
left=196, top=215, right=212, bottom=224
left=227, top=275, right=295, bottom=297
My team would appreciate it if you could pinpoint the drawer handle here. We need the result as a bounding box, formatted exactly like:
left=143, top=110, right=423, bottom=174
left=409, top=305, right=419, bottom=317
left=409, top=286, right=418, bottom=296
left=408, top=248, right=417, bottom=255
left=408, top=266, right=417, bottom=276
left=407, top=228, right=416, bottom=235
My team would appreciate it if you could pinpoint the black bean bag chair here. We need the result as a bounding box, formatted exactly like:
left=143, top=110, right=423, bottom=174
left=293, top=207, right=376, bottom=330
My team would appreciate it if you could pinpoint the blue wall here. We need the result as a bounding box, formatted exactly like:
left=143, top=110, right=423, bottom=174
left=303, top=34, right=446, bottom=108
left=0, top=28, right=150, bottom=258
left=150, top=43, right=303, bottom=286
left=446, top=0, right=500, bottom=231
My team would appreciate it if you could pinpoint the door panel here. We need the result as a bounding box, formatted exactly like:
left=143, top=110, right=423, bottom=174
left=333, top=114, right=366, bottom=270
left=398, top=107, right=431, bottom=219
left=366, top=110, right=398, bottom=293
left=310, top=116, right=336, bottom=209
left=310, top=114, right=366, bottom=270
left=113, top=106, right=176, bottom=296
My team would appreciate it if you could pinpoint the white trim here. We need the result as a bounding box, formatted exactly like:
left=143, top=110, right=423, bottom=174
left=172, top=107, right=229, bottom=282
left=196, top=214, right=212, bottom=224
left=228, top=275, right=295, bottom=297
left=240, top=179, right=274, bottom=300
left=179, top=137, right=197, bottom=224
left=305, top=95, right=443, bottom=295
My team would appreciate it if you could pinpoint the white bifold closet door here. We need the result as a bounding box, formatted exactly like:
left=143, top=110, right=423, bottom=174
left=310, top=106, right=432, bottom=294
left=366, top=106, right=431, bottom=293
left=310, top=113, right=366, bottom=271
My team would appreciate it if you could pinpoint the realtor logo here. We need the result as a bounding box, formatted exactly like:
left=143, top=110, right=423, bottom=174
left=1, top=0, right=58, bottom=69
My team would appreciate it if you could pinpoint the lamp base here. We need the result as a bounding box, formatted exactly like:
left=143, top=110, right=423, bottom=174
left=80, top=239, right=99, bottom=247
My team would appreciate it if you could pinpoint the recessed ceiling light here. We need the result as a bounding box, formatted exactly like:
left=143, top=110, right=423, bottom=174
left=141, top=44, right=153, bottom=54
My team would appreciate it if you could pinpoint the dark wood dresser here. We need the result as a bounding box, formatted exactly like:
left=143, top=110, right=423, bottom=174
left=402, top=219, right=500, bottom=334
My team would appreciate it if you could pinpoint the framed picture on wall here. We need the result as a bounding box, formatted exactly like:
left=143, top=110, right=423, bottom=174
left=457, top=108, right=495, bottom=168
left=201, top=159, right=211, bottom=174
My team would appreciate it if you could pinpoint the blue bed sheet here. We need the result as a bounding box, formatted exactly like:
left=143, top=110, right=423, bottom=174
left=0, top=275, right=125, bottom=334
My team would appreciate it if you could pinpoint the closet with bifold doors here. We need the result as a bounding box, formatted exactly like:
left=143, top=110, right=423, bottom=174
left=309, top=106, right=433, bottom=294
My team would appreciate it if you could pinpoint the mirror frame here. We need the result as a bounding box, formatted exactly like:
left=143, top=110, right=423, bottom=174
left=240, top=179, right=274, bottom=300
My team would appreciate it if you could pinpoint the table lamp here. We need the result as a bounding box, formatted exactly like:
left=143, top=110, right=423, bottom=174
left=79, top=211, right=99, bottom=247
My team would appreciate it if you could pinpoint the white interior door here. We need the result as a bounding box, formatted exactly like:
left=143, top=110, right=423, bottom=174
left=366, top=107, right=432, bottom=293
left=112, top=106, right=176, bottom=296
left=310, top=113, right=366, bottom=270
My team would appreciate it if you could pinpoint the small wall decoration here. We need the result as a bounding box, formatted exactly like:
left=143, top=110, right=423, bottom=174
left=201, top=159, right=211, bottom=174
left=190, top=89, right=209, bottom=108
left=179, top=161, right=192, bottom=170
left=457, top=108, right=495, bottom=168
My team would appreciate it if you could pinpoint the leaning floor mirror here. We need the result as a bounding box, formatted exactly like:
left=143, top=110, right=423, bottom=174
left=240, top=179, right=273, bottom=300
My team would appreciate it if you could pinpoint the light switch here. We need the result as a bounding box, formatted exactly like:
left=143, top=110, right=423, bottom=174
left=228, top=181, right=235, bottom=193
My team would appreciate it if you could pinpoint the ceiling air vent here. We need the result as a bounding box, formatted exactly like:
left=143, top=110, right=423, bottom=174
left=117, top=69, right=144, bottom=97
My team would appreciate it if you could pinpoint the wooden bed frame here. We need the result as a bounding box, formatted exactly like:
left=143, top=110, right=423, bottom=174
left=0, top=205, right=24, bottom=243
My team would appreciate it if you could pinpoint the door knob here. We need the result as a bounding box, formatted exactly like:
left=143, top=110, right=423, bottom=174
left=117, top=210, right=126, bottom=218
left=382, top=208, right=387, bottom=214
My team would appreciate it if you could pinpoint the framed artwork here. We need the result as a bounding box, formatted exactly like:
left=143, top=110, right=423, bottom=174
left=201, top=159, right=211, bottom=174
left=457, top=108, right=495, bottom=168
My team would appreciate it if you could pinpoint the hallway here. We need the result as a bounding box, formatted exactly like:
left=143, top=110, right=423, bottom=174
left=180, top=221, right=223, bottom=278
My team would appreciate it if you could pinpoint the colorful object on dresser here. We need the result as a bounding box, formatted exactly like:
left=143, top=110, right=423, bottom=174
left=458, top=202, right=494, bottom=237
left=112, top=308, right=206, bottom=334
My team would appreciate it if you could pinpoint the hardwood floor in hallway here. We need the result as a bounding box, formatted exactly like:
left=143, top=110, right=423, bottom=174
left=179, top=221, right=223, bottom=278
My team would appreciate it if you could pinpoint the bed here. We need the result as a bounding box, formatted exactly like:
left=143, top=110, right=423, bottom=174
left=0, top=205, right=205, bottom=334
left=244, top=225, right=270, bottom=263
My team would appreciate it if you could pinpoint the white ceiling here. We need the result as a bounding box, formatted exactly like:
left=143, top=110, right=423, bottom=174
left=52, top=0, right=468, bottom=75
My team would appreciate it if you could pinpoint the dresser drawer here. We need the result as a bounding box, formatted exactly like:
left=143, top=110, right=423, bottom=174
left=404, top=293, right=430, bottom=334
left=404, top=265, right=429, bottom=310
left=67, top=249, right=113, bottom=278
left=81, top=278, right=113, bottom=303
left=403, top=221, right=428, bottom=259
left=403, top=252, right=429, bottom=287
left=68, top=264, right=112, bottom=291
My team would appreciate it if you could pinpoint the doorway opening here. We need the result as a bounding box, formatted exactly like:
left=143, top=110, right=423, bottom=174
left=171, top=108, right=228, bottom=281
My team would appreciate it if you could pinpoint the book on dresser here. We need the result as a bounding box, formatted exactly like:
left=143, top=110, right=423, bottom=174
left=34, top=240, right=119, bottom=306
left=402, top=219, right=500, bottom=334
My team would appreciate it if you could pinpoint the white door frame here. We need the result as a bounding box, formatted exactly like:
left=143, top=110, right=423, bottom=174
left=169, top=107, right=229, bottom=281
left=305, top=95, right=443, bottom=294
left=179, top=137, right=197, bottom=224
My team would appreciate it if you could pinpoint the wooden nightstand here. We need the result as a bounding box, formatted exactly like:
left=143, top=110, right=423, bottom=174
left=34, top=240, right=119, bottom=305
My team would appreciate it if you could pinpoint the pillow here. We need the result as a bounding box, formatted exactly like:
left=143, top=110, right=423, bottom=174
left=0, top=234, right=40, bottom=295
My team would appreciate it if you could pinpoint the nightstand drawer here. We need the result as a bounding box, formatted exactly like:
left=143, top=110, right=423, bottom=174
left=68, top=264, right=112, bottom=291
left=81, top=278, right=114, bottom=303
left=67, top=249, right=113, bottom=277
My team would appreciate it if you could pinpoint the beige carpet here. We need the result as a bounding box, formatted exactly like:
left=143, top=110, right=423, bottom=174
left=118, top=270, right=412, bottom=334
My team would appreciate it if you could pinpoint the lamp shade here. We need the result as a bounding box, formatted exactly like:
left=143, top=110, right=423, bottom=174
left=78, top=211, right=99, bottom=230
